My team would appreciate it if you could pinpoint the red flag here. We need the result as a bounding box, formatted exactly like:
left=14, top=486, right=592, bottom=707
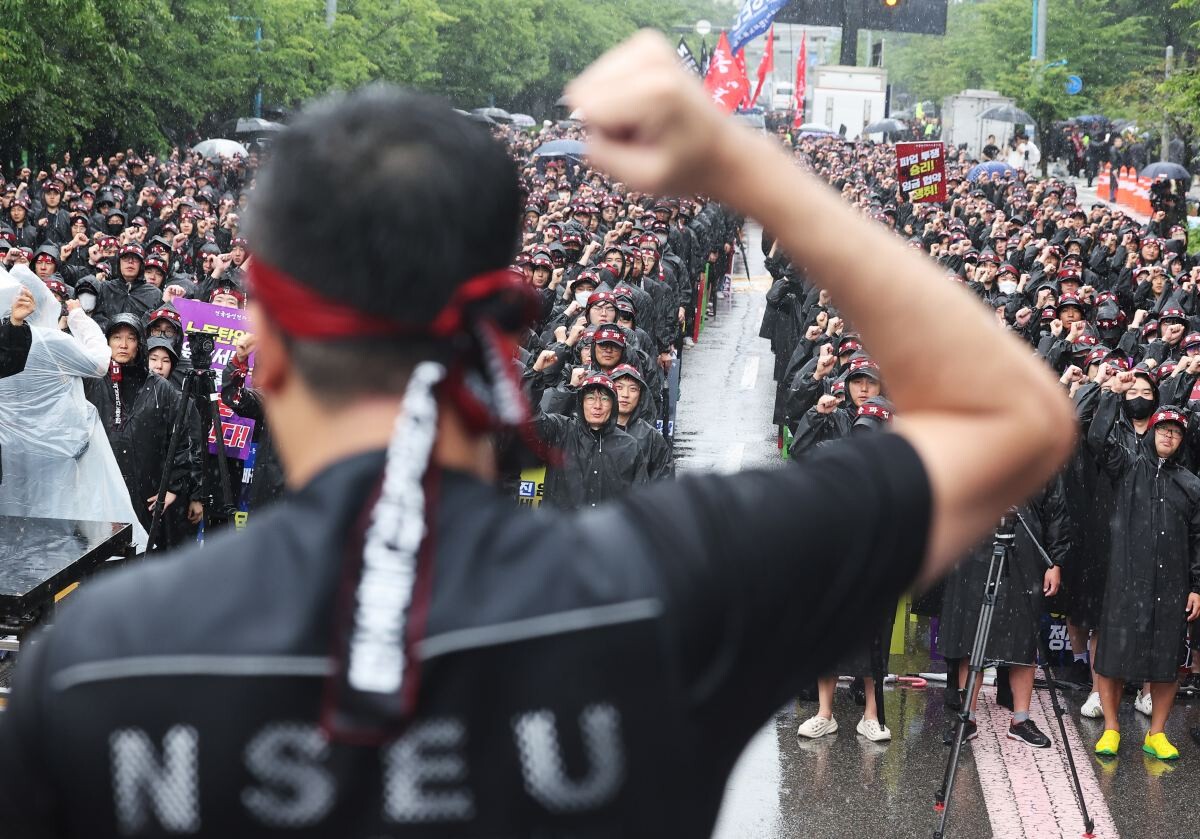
left=750, top=25, right=775, bottom=107
left=703, top=31, right=747, bottom=114
left=733, top=45, right=750, bottom=110
left=792, top=34, right=807, bottom=129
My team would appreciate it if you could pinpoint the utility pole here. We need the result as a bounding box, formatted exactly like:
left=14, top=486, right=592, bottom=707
left=326, top=0, right=336, bottom=28
left=1031, top=0, right=1046, bottom=61
left=1161, top=45, right=1173, bottom=162
left=839, top=0, right=859, bottom=65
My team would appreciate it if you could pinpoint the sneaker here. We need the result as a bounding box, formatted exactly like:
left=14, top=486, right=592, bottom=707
left=797, top=714, right=838, bottom=739
left=943, top=720, right=978, bottom=746
left=1081, top=691, right=1104, bottom=718
left=857, top=716, right=892, bottom=742
left=1007, top=719, right=1051, bottom=749
left=1134, top=690, right=1153, bottom=717
left=1095, top=729, right=1121, bottom=756
left=1143, top=732, right=1180, bottom=761
left=682, top=337, right=695, bottom=348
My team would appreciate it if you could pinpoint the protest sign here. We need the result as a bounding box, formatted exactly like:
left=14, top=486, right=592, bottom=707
left=895, top=141, right=947, bottom=203
left=174, top=298, right=256, bottom=460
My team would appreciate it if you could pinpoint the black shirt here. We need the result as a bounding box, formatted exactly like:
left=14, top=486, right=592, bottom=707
left=0, top=431, right=930, bottom=837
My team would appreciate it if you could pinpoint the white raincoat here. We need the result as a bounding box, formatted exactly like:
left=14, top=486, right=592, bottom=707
left=0, top=265, right=148, bottom=549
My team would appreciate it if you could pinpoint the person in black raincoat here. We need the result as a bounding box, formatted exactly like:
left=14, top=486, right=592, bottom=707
left=794, top=395, right=899, bottom=744
left=92, top=243, right=163, bottom=331
left=83, top=313, right=191, bottom=546
left=216, top=332, right=286, bottom=515
left=1088, top=388, right=1200, bottom=761
left=0, top=287, right=35, bottom=482
left=788, top=354, right=880, bottom=457
left=938, top=476, right=1069, bottom=748
left=526, top=367, right=647, bottom=510
left=611, top=363, right=672, bottom=481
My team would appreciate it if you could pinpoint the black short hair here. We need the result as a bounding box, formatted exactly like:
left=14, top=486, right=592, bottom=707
left=244, top=84, right=521, bottom=400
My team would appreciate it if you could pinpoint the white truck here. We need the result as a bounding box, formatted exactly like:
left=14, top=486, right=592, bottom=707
left=770, top=80, right=794, bottom=113
left=809, top=66, right=887, bottom=141
left=941, top=90, right=1019, bottom=160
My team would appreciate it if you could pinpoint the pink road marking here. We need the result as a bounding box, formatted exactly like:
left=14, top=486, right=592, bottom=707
left=969, top=682, right=1118, bottom=838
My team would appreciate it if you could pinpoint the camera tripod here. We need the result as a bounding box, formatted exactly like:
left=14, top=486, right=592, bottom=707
left=146, top=360, right=237, bottom=552
left=933, top=510, right=1095, bottom=839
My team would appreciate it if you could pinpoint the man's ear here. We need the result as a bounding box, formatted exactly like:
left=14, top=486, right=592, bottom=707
left=247, top=302, right=289, bottom=396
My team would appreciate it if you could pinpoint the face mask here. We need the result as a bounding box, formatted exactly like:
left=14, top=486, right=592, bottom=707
left=1124, top=396, right=1156, bottom=421
left=575, top=291, right=591, bottom=307
left=106, top=222, right=124, bottom=235
left=77, top=291, right=97, bottom=312
left=998, top=279, right=1018, bottom=295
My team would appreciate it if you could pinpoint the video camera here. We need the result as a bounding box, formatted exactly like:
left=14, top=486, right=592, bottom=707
left=186, top=330, right=216, bottom=371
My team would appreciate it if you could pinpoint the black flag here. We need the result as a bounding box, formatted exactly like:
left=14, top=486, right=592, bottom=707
left=699, top=38, right=710, bottom=77
left=676, top=37, right=700, bottom=75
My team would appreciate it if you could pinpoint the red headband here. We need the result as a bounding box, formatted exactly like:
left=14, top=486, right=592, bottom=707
left=248, top=257, right=527, bottom=341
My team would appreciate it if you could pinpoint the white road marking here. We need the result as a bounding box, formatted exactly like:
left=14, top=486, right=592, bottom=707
left=740, top=356, right=760, bottom=391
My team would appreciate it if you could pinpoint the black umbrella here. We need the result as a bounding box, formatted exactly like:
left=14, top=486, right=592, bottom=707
left=471, top=107, right=512, bottom=124
left=863, top=118, right=907, bottom=134
left=979, top=104, right=1035, bottom=125
left=1140, top=161, right=1190, bottom=181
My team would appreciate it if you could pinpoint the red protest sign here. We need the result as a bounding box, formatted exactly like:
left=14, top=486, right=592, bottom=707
left=896, top=141, right=946, bottom=203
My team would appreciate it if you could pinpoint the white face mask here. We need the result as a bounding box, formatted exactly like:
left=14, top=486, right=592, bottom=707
left=575, top=291, right=591, bottom=307
left=998, top=280, right=1018, bottom=295
left=77, top=291, right=97, bottom=312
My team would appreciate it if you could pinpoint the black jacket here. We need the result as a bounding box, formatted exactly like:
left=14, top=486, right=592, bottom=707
left=0, top=319, right=32, bottom=482
left=1088, top=390, right=1200, bottom=681
left=0, top=433, right=931, bottom=839
left=527, top=373, right=648, bottom=510
left=93, top=277, right=163, bottom=332
left=83, top=365, right=191, bottom=538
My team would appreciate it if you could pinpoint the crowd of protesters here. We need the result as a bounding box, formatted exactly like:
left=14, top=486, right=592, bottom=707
left=0, top=123, right=740, bottom=553
left=762, top=134, right=1200, bottom=760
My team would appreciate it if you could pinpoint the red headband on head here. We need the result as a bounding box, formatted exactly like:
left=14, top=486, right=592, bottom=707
left=247, top=258, right=528, bottom=342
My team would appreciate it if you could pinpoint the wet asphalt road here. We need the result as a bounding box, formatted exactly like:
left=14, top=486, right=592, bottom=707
left=675, top=225, right=1200, bottom=839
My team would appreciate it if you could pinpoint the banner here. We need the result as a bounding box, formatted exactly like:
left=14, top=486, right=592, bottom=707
left=729, top=0, right=789, bottom=56
left=750, top=24, right=774, bottom=106
left=703, top=32, right=748, bottom=114
left=676, top=37, right=700, bottom=75
left=792, top=35, right=807, bottom=129
left=895, top=141, right=947, bottom=203
left=515, top=466, right=547, bottom=508
left=174, top=297, right=256, bottom=460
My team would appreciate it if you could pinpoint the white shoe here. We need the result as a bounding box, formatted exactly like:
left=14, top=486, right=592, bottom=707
left=856, top=716, right=892, bottom=742
left=1080, top=691, right=1104, bottom=718
left=1134, top=690, right=1153, bottom=717
left=716, top=291, right=726, bottom=299
left=683, top=337, right=695, bottom=348
left=797, top=714, right=838, bottom=739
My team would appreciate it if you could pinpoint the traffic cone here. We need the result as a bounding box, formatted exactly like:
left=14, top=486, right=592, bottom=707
left=1138, top=176, right=1151, bottom=215
left=1116, top=167, right=1128, bottom=204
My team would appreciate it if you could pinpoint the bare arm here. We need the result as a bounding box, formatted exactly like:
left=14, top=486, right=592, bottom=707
left=568, top=32, right=1075, bottom=586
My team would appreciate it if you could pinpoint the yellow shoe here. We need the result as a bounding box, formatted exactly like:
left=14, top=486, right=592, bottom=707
left=1095, top=729, right=1120, bottom=756
left=1143, top=732, right=1179, bottom=761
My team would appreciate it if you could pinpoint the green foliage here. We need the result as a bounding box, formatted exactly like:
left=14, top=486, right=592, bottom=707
left=0, top=0, right=727, bottom=166
left=884, top=0, right=1163, bottom=125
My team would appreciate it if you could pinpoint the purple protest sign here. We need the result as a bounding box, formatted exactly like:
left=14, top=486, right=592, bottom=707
left=173, top=298, right=256, bottom=460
